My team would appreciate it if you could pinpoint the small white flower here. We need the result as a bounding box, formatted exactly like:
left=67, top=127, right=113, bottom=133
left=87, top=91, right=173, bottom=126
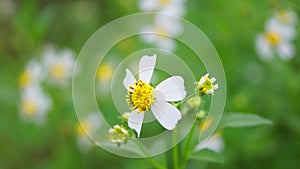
left=197, top=73, right=218, bottom=95
left=20, top=85, right=51, bottom=125
left=42, top=46, right=75, bottom=86
left=139, top=0, right=186, bottom=16
left=77, top=112, right=102, bottom=152
left=141, top=15, right=183, bottom=51
left=19, top=59, right=43, bottom=89
left=123, top=54, right=186, bottom=137
left=108, top=125, right=129, bottom=145
left=194, top=132, right=224, bottom=153
left=255, top=18, right=296, bottom=61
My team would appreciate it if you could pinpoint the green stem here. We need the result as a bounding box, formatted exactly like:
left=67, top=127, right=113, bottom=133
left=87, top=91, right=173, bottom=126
left=134, top=139, right=166, bottom=169
left=180, top=120, right=197, bottom=169
left=173, top=128, right=180, bottom=169
left=173, top=92, right=198, bottom=108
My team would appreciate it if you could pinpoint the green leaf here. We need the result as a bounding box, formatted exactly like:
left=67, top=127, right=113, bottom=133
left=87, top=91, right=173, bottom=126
left=190, top=149, right=224, bottom=163
left=218, top=112, right=272, bottom=129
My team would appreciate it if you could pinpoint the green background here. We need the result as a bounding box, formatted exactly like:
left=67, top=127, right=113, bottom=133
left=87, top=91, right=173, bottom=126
left=1, top=0, right=300, bottom=169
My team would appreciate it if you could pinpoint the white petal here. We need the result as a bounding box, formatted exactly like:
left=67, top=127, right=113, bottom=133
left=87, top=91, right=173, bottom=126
left=155, top=76, right=186, bottom=102
left=123, top=69, right=136, bottom=89
left=255, top=34, right=273, bottom=61
left=128, top=110, right=144, bottom=137
left=277, top=43, right=295, bottom=61
left=139, top=54, right=157, bottom=84
left=151, top=100, right=182, bottom=130
left=156, top=38, right=176, bottom=52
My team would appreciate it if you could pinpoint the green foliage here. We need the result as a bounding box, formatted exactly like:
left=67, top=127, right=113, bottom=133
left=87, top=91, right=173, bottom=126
left=190, top=149, right=224, bottom=163
left=218, top=112, right=272, bottom=129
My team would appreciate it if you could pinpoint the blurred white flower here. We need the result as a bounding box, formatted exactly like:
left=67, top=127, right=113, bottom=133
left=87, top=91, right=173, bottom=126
left=77, top=112, right=102, bottom=153
left=141, top=15, right=183, bottom=51
left=255, top=14, right=297, bottom=61
left=274, top=9, right=298, bottom=26
left=19, top=60, right=43, bottom=89
left=42, top=46, right=75, bottom=86
left=139, top=0, right=186, bottom=16
left=20, top=85, right=52, bottom=125
left=124, top=54, right=186, bottom=137
left=194, top=132, right=224, bottom=153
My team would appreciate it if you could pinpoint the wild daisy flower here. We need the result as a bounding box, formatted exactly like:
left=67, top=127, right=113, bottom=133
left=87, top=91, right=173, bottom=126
left=108, top=125, right=129, bottom=145
left=20, top=85, right=51, bottom=125
left=255, top=17, right=296, bottom=61
left=77, top=112, right=102, bottom=152
left=139, top=0, right=186, bottom=16
left=141, top=15, right=183, bottom=51
left=123, top=54, right=186, bottom=137
left=197, top=73, right=218, bottom=95
left=42, top=46, right=75, bottom=86
left=19, top=59, right=43, bottom=89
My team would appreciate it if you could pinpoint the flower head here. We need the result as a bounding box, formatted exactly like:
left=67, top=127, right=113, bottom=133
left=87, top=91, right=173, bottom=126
left=108, top=125, right=129, bottom=145
left=197, top=73, right=218, bottom=95
left=123, top=54, right=186, bottom=137
left=20, top=85, right=51, bottom=125
left=42, top=46, right=75, bottom=86
left=255, top=15, right=297, bottom=61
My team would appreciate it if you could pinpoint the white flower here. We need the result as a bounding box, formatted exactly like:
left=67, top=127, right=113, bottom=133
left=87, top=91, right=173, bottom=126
left=274, top=9, right=298, bottom=26
left=141, top=15, right=183, bottom=51
left=197, top=73, right=218, bottom=95
left=194, top=132, right=224, bottom=153
left=255, top=18, right=296, bottom=61
left=19, top=59, right=43, bottom=89
left=108, top=125, right=129, bottom=145
left=42, top=46, right=75, bottom=86
left=20, top=85, right=51, bottom=125
left=139, top=0, right=186, bottom=16
left=123, top=54, right=186, bottom=137
left=77, top=112, right=102, bottom=152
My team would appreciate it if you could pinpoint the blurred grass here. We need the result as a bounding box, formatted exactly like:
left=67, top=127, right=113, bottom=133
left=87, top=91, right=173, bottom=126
left=1, top=0, right=300, bottom=169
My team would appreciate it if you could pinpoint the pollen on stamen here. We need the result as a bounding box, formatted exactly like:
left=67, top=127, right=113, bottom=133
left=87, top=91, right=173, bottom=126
left=126, top=80, right=155, bottom=112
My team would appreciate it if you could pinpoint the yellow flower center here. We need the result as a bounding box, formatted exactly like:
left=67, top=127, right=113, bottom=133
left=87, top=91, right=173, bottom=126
left=126, top=80, right=155, bottom=112
left=22, top=99, right=37, bottom=116
left=266, top=32, right=280, bottom=46
left=19, top=72, right=31, bottom=88
left=97, top=64, right=113, bottom=82
left=160, top=0, right=171, bottom=4
left=50, top=63, right=66, bottom=79
left=199, top=77, right=214, bottom=94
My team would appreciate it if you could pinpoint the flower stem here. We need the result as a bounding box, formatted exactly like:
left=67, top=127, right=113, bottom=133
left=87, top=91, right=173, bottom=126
left=134, top=139, right=166, bottom=169
left=180, top=120, right=197, bottom=169
left=173, top=128, right=180, bottom=169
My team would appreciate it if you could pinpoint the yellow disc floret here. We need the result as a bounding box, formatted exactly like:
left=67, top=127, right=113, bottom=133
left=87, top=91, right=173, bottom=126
left=266, top=32, right=280, bottom=46
left=126, top=80, right=154, bottom=112
left=50, top=63, right=66, bottom=79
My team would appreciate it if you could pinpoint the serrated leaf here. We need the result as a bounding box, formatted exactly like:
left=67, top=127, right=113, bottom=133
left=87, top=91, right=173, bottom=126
left=190, top=149, right=224, bottom=163
left=218, top=112, right=272, bottom=129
